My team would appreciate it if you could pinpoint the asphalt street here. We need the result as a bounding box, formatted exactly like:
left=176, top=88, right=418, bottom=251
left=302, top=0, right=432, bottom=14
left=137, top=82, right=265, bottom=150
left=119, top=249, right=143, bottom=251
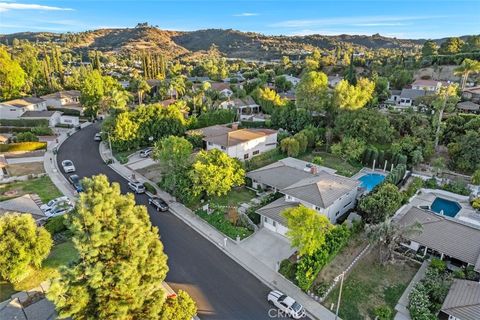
left=56, top=123, right=286, bottom=320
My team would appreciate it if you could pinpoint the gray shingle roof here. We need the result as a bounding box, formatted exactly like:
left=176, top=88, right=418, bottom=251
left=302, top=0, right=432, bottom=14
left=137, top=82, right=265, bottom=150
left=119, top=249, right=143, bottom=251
left=256, top=197, right=300, bottom=225
left=442, top=279, right=480, bottom=320
left=247, top=161, right=313, bottom=190
left=21, top=111, right=58, bottom=118
left=457, top=101, right=480, bottom=111
left=282, top=172, right=360, bottom=208
left=397, top=207, right=480, bottom=271
left=400, top=89, right=428, bottom=100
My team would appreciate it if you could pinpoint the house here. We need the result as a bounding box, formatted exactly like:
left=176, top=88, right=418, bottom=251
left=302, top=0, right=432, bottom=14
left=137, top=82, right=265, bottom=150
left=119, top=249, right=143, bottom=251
left=390, top=89, right=429, bottom=110
left=440, top=279, right=480, bottom=320
left=396, top=206, right=480, bottom=273
left=247, top=158, right=360, bottom=235
left=279, top=91, right=296, bottom=102
left=456, top=101, right=480, bottom=114
left=386, top=90, right=402, bottom=105
left=0, top=194, right=46, bottom=222
left=0, top=97, right=47, bottom=119
left=411, top=79, right=442, bottom=93
left=220, top=96, right=262, bottom=121
left=195, top=124, right=277, bottom=161
left=20, top=111, right=64, bottom=127
left=40, top=90, right=81, bottom=109
left=209, top=82, right=233, bottom=98
left=462, top=86, right=480, bottom=103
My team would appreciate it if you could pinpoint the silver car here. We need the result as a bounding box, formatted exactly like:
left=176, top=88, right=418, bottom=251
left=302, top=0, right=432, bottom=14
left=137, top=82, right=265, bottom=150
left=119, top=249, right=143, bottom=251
left=128, top=181, right=145, bottom=194
left=267, top=290, right=306, bottom=319
left=139, top=147, right=153, bottom=158
left=61, top=160, right=76, bottom=173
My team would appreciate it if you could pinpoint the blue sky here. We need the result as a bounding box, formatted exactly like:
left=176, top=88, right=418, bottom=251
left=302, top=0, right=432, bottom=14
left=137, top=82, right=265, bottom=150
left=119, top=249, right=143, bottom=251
left=0, top=0, right=479, bottom=38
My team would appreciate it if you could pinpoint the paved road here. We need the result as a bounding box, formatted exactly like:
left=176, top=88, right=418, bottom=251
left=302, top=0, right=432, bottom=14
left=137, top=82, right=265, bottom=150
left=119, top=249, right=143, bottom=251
left=56, top=123, right=282, bottom=320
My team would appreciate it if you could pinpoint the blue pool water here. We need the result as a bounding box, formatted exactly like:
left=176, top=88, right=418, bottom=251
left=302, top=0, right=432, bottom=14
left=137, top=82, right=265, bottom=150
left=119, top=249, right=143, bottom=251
left=431, top=197, right=461, bottom=217
left=358, top=173, right=385, bottom=192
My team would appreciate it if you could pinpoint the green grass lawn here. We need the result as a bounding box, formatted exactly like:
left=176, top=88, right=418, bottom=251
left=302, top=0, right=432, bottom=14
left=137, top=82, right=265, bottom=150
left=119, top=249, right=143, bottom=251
left=0, top=241, right=78, bottom=301
left=209, top=187, right=256, bottom=207
left=301, top=152, right=363, bottom=177
left=324, top=250, right=419, bottom=320
left=196, top=210, right=254, bottom=240
left=0, top=176, right=62, bottom=203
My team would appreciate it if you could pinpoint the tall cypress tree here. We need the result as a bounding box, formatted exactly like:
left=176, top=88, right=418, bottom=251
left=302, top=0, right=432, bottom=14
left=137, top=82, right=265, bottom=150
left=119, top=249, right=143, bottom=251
left=48, top=175, right=170, bottom=320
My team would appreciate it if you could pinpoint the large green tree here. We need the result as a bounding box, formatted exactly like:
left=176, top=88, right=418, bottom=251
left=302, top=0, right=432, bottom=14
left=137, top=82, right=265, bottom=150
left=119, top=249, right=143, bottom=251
left=80, top=69, right=105, bottom=118
left=295, top=71, right=329, bottom=113
left=439, top=37, right=463, bottom=55
left=334, top=78, right=375, bottom=110
left=454, top=58, right=480, bottom=90
left=359, top=183, right=403, bottom=224
left=0, top=46, right=26, bottom=100
left=159, top=290, right=197, bottom=320
left=47, top=175, right=171, bottom=319
left=153, top=135, right=193, bottom=170
left=331, top=136, right=366, bottom=162
left=421, top=40, right=438, bottom=57
left=334, top=109, right=394, bottom=144
left=189, top=149, right=245, bottom=197
left=448, top=130, right=480, bottom=173
left=0, top=213, right=52, bottom=282
left=282, top=206, right=333, bottom=256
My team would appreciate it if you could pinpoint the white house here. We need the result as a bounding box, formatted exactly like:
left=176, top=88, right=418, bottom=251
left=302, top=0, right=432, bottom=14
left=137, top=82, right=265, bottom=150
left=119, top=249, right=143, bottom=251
left=209, top=82, right=234, bottom=98
left=0, top=97, right=47, bottom=119
left=219, top=96, right=262, bottom=121
left=196, top=125, right=277, bottom=161
left=21, top=111, right=63, bottom=127
left=411, top=79, right=442, bottom=93
left=247, top=158, right=360, bottom=236
left=40, top=90, right=81, bottom=109
left=388, top=89, right=428, bottom=110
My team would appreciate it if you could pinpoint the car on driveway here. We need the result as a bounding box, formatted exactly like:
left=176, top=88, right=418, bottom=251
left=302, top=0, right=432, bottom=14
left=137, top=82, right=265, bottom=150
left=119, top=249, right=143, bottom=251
left=61, top=160, right=76, bottom=173
left=139, top=147, right=153, bottom=158
left=94, top=133, right=102, bottom=141
left=68, top=174, right=84, bottom=192
left=45, top=202, right=74, bottom=217
left=148, top=196, right=169, bottom=211
left=128, top=181, right=145, bottom=194
left=41, top=196, right=71, bottom=212
left=267, top=290, right=306, bottom=319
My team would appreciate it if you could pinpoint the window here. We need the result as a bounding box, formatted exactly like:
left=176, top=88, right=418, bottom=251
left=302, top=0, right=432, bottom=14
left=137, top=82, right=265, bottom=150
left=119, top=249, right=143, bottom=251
left=315, top=206, right=322, bottom=211
left=221, top=146, right=226, bottom=150
left=244, top=153, right=249, bottom=159
left=264, top=217, right=267, bottom=223
left=272, top=221, right=276, bottom=227
left=207, top=142, right=213, bottom=146
left=335, top=211, right=340, bottom=216
left=253, top=150, right=260, bottom=155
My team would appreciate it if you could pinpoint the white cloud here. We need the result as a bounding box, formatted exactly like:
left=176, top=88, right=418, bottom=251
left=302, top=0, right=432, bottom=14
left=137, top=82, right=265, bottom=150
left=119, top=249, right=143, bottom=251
left=0, top=2, right=73, bottom=12
left=233, top=12, right=258, bottom=17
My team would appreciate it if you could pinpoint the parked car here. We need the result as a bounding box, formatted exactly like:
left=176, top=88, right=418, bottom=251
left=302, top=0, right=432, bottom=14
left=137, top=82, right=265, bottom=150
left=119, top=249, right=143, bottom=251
left=61, top=160, right=76, bottom=173
left=41, top=196, right=71, bottom=212
left=148, top=196, right=169, bottom=212
left=267, top=290, right=306, bottom=319
left=94, top=133, right=102, bottom=141
left=128, top=181, right=145, bottom=194
left=45, top=202, right=74, bottom=217
left=139, top=147, right=153, bottom=158
left=68, top=174, right=84, bottom=192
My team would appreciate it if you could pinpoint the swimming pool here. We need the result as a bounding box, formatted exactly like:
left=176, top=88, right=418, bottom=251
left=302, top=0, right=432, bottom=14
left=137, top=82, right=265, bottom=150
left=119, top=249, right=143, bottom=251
left=431, top=197, right=461, bottom=218
left=358, top=173, right=385, bottom=192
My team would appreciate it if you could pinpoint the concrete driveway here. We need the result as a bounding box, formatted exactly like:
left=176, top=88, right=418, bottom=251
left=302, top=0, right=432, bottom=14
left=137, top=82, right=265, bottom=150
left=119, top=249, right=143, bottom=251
left=240, top=228, right=296, bottom=270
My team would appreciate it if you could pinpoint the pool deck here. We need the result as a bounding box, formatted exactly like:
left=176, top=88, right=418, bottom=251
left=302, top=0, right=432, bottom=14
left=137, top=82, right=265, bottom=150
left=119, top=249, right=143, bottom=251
left=351, top=167, right=388, bottom=180
left=398, top=188, right=479, bottom=226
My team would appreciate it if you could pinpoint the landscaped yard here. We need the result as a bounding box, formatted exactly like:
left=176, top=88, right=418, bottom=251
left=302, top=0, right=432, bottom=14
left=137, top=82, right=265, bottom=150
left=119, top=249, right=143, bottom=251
left=0, top=175, right=62, bottom=203
left=209, top=187, right=256, bottom=207
left=244, top=148, right=286, bottom=171
left=196, top=209, right=254, bottom=240
left=324, top=250, right=419, bottom=320
left=0, top=240, right=78, bottom=301
left=301, top=151, right=363, bottom=177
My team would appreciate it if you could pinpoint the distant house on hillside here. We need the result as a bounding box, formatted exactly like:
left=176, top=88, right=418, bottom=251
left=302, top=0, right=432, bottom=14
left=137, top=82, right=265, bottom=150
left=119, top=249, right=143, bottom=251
left=387, top=89, right=430, bottom=110
left=209, top=82, right=233, bottom=98
left=411, top=79, right=442, bottom=93
left=219, top=96, right=262, bottom=121
left=456, top=101, right=480, bottom=114
left=328, top=75, right=342, bottom=88
left=40, top=90, right=81, bottom=110
left=462, top=86, right=480, bottom=103
left=190, top=124, right=277, bottom=161
left=282, top=75, right=301, bottom=87
left=0, top=97, right=47, bottom=119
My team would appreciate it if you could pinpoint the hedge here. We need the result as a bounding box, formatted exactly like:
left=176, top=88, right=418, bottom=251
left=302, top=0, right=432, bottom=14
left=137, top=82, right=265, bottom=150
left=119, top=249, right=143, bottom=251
left=44, top=215, right=67, bottom=235
left=240, top=120, right=269, bottom=128
left=0, top=126, right=53, bottom=135
left=143, top=182, right=157, bottom=194
left=47, top=106, right=81, bottom=116
left=0, top=119, right=49, bottom=127
left=0, top=141, right=47, bottom=152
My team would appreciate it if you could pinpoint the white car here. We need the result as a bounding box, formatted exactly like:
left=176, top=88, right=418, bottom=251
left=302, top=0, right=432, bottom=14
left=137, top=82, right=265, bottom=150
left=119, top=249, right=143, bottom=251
left=128, top=181, right=145, bottom=194
left=41, top=196, right=71, bottom=212
left=44, top=202, right=74, bottom=217
left=94, top=133, right=102, bottom=141
left=61, top=160, right=76, bottom=173
left=267, top=290, right=306, bottom=319
left=139, top=147, right=153, bottom=158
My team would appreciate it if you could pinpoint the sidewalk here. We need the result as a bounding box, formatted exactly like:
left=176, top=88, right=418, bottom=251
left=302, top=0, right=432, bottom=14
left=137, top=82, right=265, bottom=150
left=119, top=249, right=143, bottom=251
left=43, top=123, right=92, bottom=201
left=98, top=142, right=339, bottom=320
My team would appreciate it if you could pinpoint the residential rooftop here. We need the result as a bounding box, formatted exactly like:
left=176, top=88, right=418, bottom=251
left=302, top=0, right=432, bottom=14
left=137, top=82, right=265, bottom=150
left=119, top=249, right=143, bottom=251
left=441, top=279, right=480, bottom=320
left=204, top=128, right=277, bottom=148
left=0, top=97, right=45, bottom=108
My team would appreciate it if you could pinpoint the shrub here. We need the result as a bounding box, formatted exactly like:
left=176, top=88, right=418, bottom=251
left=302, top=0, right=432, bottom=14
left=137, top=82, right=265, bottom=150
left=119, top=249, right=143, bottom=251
left=374, top=305, right=392, bottom=320
left=312, top=282, right=329, bottom=297
left=47, top=106, right=81, bottom=116
left=44, top=215, right=67, bottom=235
left=0, top=119, right=49, bottom=127
left=13, top=132, right=39, bottom=142
left=143, top=182, right=157, bottom=194
left=312, top=156, right=324, bottom=165
left=278, top=259, right=297, bottom=282
left=430, top=258, right=446, bottom=272
left=442, top=179, right=470, bottom=196
left=0, top=141, right=47, bottom=152
left=30, top=126, right=53, bottom=135
left=424, top=177, right=438, bottom=189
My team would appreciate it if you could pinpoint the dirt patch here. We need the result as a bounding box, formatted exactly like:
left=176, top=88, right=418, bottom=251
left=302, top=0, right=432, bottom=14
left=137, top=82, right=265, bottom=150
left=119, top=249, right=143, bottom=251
left=136, top=163, right=166, bottom=184
left=4, top=150, right=45, bottom=158
left=6, top=162, right=45, bottom=176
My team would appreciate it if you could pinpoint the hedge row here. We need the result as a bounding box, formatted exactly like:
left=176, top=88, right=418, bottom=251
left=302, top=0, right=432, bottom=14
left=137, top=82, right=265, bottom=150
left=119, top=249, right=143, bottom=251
left=0, top=119, right=49, bottom=127
left=0, top=141, right=47, bottom=152
left=47, top=106, right=81, bottom=116
left=0, top=126, right=53, bottom=135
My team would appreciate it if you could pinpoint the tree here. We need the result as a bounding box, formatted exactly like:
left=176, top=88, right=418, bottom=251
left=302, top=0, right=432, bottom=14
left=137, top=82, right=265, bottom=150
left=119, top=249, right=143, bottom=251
left=282, top=206, right=333, bottom=256
left=47, top=175, right=171, bottom=319
left=431, top=84, right=459, bottom=149
left=367, top=220, right=422, bottom=264
left=334, top=109, right=394, bottom=144
left=80, top=69, right=105, bottom=118
left=454, top=58, right=480, bottom=90
left=359, top=183, right=403, bottom=224
left=100, top=88, right=130, bottom=113
left=153, top=136, right=193, bottom=170
left=331, top=136, right=366, bottom=162
left=389, top=69, right=413, bottom=90
left=159, top=290, right=197, bottom=320
left=448, top=130, right=480, bottom=173
left=439, top=37, right=463, bottom=55
left=0, top=213, right=52, bottom=282
left=334, top=78, right=375, bottom=110
left=275, top=75, right=293, bottom=92
left=255, top=87, right=288, bottom=114
left=189, top=149, right=245, bottom=197
left=280, top=137, right=300, bottom=157
left=129, top=77, right=151, bottom=104
left=0, top=47, right=26, bottom=100
left=421, top=40, right=438, bottom=57
left=295, top=71, right=329, bottom=113
left=472, top=169, right=480, bottom=185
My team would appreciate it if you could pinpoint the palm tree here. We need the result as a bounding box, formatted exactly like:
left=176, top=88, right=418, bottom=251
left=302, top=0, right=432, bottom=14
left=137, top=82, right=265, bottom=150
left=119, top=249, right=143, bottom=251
left=432, top=84, right=459, bottom=149
left=100, top=89, right=131, bottom=114
left=454, top=58, right=480, bottom=91
left=130, top=78, right=150, bottom=105
left=367, top=220, right=422, bottom=265
left=169, top=76, right=186, bottom=99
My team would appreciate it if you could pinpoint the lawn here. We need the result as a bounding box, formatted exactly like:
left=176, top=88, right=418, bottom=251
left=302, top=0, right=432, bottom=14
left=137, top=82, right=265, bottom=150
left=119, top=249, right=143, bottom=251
left=209, top=187, right=256, bottom=207
left=0, top=241, right=78, bottom=301
left=6, top=162, right=45, bottom=177
left=0, top=175, right=62, bottom=203
left=301, top=152, right=363, bottom=177
left=324, top=250, right=419, bottom=320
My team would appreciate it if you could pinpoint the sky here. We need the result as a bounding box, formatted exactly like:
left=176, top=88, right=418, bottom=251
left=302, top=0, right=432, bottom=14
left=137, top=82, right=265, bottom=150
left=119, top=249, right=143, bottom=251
left=0, top=0, right=479, bottom=39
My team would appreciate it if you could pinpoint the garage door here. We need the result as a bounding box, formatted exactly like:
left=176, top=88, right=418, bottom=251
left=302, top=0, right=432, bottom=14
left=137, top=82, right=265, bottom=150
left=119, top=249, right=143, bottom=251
left=263, top=217, right=288, bottom=237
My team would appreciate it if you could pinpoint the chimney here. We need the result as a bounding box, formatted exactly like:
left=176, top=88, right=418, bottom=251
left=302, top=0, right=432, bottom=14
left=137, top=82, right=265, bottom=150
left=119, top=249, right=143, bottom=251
left=310, top=166, right=318, bottom=175
left=231, top=123, right=239, bottom=130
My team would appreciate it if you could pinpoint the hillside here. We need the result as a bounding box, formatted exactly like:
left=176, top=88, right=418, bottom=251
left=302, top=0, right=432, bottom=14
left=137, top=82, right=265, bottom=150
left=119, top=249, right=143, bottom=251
left=0, top=26, right=472, bottom=60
